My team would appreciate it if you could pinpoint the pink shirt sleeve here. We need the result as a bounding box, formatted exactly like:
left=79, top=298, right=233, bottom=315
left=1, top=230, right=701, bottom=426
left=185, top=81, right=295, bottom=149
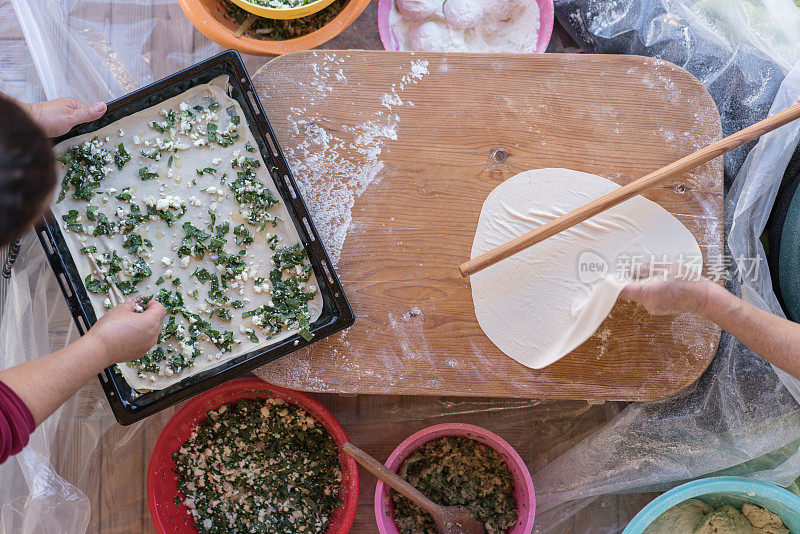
left=0, top=380, right=35, bottom=464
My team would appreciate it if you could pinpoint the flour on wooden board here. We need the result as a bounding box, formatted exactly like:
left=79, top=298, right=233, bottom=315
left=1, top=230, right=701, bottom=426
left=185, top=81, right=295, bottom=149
left=273, top=55, right=429, bottom=266
left=254, top=57, right=434, bottom=391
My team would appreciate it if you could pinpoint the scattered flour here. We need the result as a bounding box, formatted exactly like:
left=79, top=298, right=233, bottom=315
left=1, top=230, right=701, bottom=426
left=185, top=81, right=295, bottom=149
left=389, top=0, right=541, bottom=53
left=278, top=56, right=429, bottom=265
left=382, top=92, right=404, bottom=109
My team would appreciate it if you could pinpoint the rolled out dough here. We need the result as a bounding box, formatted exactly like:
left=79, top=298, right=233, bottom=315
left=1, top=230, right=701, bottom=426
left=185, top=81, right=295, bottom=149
left=470, top=168, right=702, bottom=369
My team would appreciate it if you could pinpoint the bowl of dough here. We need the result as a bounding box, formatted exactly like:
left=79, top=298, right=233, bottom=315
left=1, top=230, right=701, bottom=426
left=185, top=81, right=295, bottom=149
left=623, top=476, right=800, bottom=534
left=377, top=0, right=554, bottom=53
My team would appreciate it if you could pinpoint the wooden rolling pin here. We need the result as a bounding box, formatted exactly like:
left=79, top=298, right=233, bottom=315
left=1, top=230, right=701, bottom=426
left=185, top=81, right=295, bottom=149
left=459, top=101, right=800, bottom=278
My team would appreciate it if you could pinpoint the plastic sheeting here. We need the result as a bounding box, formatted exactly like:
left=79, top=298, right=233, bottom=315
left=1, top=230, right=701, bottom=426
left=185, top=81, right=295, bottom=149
left=4, top=0, right=800, bottom=532
left=0, top=233, right=97, bottom=533
left=554, top=0, right=800, bottom=186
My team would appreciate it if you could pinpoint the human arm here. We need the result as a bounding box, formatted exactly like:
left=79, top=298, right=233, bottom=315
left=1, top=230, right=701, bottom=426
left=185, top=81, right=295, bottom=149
left=10, top=96, right=106, bottom=138
left=0, top=299, right=165, bottom=425
left=621, top=277, right=800, bottom=380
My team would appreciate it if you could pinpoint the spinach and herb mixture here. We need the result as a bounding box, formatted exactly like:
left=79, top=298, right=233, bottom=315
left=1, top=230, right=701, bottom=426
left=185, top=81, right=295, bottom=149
left=173, top=397, right=342, bottom=533
left=220, top=0, right=348, bottom=41
left=391, top=436, right=519, bottom=534
left=52, top=80, right=321, bottom=389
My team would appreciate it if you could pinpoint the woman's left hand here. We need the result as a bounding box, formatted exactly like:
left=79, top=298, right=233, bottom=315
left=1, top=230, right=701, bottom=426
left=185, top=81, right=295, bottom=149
left=22, top=97, right=106, bottom=137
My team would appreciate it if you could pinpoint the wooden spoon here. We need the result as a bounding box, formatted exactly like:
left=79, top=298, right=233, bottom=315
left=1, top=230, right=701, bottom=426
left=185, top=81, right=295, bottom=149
left=342, top=442, right=486, bottom=534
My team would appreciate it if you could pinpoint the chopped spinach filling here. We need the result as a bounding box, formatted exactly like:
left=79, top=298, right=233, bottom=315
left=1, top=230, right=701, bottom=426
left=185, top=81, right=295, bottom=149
left=113, top=143, right=131, bottom=170
left=56, top=94, right=319, bottom=383
left=62, top=210, right=83, bottom=233
left=172, top=398, right=342, bottom=534
left=56, top=138, right=110, bottom=203
left=139, top=167, right=159, bottom=180
left=242, top=244, right=315, bottom=341
left=229, top=156, right=278, bottom=229
left=391, top=437, right=519, bottom=534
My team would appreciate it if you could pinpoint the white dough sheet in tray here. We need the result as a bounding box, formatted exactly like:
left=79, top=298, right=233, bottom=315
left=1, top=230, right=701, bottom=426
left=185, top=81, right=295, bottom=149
left=39, top=52, right=353, bottom=424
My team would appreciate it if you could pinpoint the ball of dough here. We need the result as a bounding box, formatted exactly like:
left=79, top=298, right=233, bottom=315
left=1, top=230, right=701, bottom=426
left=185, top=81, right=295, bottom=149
left=741, top=503, right=788, bottom=533
left=642, top=499, right=712, bottom=534
left=395, top=0, right=440, bottom=21
left=485, top=0, right=526, bottom=21
left=694, top=505, right=752, bottom=534
left=442, top=0, right=485, bottom=30
left=410, top=20, right=449, bottom=51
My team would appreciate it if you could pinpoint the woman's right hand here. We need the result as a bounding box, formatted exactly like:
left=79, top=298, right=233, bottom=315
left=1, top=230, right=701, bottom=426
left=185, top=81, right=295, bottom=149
left=85, top=299, right=166, bottom=365
left=620, top=276, right=715, bottom=316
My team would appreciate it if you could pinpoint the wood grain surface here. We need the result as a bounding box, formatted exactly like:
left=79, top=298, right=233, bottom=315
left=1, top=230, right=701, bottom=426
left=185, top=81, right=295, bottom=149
left=249, top=51, right=724, bottom=401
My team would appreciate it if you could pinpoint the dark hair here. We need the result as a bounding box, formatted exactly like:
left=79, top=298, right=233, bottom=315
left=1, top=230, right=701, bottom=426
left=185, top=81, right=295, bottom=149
left=0, top=96, right=56, bottom=247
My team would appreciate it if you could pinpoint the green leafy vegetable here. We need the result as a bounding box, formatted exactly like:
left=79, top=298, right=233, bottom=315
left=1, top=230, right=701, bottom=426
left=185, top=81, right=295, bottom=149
left=139, top=167, right=158, bottom=180
left=62, top=210, right=83, bottom=233
left=113, top=144, right=131, bottom=170
left=85, top=274, right=109, bottom=294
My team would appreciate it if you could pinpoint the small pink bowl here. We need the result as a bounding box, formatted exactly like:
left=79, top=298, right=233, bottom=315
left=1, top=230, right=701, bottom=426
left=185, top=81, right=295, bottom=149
left=377, top=0, right=554, bottom=53
left=374, top=423, right=535, bottom=534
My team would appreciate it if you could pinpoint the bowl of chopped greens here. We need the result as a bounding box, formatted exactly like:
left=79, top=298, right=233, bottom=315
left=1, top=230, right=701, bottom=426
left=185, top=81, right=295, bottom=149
left=375, top=423, right=535, bottom=534
left=147, top=377, right=359, bottom=533
left=178, top=0, right=372, bottom=55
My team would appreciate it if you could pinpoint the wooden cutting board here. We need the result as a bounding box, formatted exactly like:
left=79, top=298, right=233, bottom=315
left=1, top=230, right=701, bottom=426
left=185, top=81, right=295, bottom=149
left=251, top=52, right=723, bottom=401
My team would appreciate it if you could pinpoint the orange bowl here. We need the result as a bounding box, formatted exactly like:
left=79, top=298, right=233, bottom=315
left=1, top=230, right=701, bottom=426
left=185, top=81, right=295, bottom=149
left=177, top=0, right=372, bottom=56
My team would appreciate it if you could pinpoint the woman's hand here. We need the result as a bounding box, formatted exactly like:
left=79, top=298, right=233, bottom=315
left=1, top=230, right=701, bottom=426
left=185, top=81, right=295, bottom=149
left=22, top=97, right=106, bottom=137
left=0, top=298, right=165, bottom=426
left=620, top=275, right=715, bottom=316
left=85, top=299, right=166, bottom=366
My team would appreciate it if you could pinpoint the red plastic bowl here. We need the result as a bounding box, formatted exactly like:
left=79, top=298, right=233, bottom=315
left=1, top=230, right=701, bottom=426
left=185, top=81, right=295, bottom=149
left=147, top=377, right=359, bottom=533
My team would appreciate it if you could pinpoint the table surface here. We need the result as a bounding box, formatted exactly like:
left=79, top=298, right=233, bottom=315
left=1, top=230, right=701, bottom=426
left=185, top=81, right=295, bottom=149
left=0, top=1, right=651, bottom=532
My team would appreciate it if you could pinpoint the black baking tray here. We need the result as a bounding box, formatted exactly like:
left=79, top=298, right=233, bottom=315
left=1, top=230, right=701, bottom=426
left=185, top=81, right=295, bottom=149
left=37, top=50, right=354, bottom=425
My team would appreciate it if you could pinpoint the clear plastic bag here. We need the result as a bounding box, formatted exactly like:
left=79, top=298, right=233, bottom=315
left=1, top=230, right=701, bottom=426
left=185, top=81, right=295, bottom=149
left=0, top=233, right=92, bottom=534
left=554, top=0, right=800, bottom=186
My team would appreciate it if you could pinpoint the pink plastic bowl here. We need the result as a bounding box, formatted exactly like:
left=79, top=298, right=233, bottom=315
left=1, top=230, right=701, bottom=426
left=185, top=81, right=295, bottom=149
left=377, top=0, right=554, bottom=53
left=374, top=423, right=535, bottom=534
